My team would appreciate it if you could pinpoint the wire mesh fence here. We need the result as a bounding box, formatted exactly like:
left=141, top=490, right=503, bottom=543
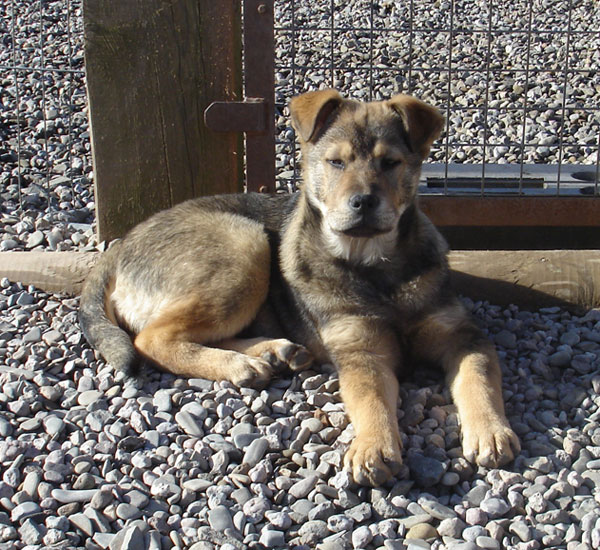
left=0, top=0, right=94, bottom=251
left=274, top=0, right=600, bottom=198
left=2, top=0, right=599, bottom=249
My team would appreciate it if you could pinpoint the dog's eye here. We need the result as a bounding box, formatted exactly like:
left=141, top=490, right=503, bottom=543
left=328, top=159, right=345, bottom=170
left=381, top=158, right=402, bottom=170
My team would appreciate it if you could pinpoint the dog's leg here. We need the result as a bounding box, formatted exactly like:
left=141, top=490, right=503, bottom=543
left=134, top=306, right=275, bottom=388
left=322, top=317, right=403, bottom=486
left=409, top=303, right=520, bottom=468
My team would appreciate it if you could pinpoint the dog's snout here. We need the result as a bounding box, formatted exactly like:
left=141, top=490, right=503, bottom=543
left=349, top=194, right=380, bottom=212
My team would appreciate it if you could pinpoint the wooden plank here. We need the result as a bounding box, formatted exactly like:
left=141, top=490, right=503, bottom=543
left=420, top=196, right=600, bottom=227
left=83, top=0, right=243, bottom=241
left=2, top=251, right=599, bottom=312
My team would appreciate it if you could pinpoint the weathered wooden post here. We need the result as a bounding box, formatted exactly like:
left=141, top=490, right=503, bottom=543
left=83, top=0, right=244, bottom=241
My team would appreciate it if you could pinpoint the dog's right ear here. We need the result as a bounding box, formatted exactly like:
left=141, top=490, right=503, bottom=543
left=290, top=89, right=343, bottom=143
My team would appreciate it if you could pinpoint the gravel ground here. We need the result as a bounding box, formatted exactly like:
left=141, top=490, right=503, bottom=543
left=1, top=1, right=600, bottom=549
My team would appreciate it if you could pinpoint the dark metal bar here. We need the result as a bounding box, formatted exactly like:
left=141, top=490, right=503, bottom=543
left=243, top=0, right=275, bottom=193
left=555, top=0, right=575, bottom=194
left=273, top=25, right=600, bottom=36
left=10, top=0, right=23, bottom=209
left=480, top=2, right=494, bottom=195
left=518, top=0, right=535, bottom=195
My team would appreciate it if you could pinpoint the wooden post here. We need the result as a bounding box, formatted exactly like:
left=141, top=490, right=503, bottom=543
left=83, top=0, right=243, bottom=241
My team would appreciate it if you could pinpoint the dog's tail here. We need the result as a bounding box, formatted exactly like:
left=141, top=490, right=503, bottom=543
left=79, top=241, right=139, bottom=376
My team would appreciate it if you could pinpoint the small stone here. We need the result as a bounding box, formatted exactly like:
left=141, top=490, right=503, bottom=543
left=549, top=350, right=572, bottom=367
left=494, top=330, right=517, bottom=349
left=78, top=390, right=103, bottom=406
left=73, top=473, right=95, bottom=490
left=69, top=513, right=94, bottom=537
left=19, top=519, right=43, bottom=545
left=259, top=529, right=286, bottom=548
left=116, top=503, right=142, bottom=520
left=51, top=489, right=97, bottom=503
left=438, top=517, right=466, bottom=538
left=44, top=416, right=65, bottom=436
left=243, top=496, right=270, bottom=523
left=476, top=536, right=500, bottom=550
left=328, top=514, right=354, bottom=533
left=11, top=502, right=42, bottom=522
left=418, top=498, right=456, bottom=520
left=208, top=506, right=234, bottom=531
left=509, top=520, right=532, bottom=542
left=175, top=411, right=204, bottom=437
left=480, top=497, right=510, bottom=518
left=243, top=437, right=268, bottom=467
left=23, top=327, right=42, bottom=343
left=289, top=475, right=319, bottom=499
left=560, top=331, right=580, bottom=346
left=352, top=525, right=373, bottom=548
left=406, top=523, right=438, bottom=540
left=346, top=502, right=372, bottom=523
left=298, top=520, right=329, bottom=546
left=407, top=455, right=445, bottom=487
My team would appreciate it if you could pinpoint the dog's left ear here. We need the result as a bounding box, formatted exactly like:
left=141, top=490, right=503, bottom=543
left=388, top=95, right=445, bottom=159
left=290, top=89, right=344, bottom=143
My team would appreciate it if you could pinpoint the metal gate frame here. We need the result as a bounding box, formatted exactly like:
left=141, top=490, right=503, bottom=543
left=206, top=0, right=599, bottom=229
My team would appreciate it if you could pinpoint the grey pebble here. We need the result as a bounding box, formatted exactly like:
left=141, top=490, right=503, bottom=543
left=480, top=497, right=511, bottom=518
left=116, top=503, right=142, bottom=521
left=494, top=329, right=517, bottom=349
left=69, top=513, right=95, bottom=537
left=418, top=498, right=456, bottom=520
left=243, top=437, right=269, bottom=467
left=259, top=529, right=286, bottom=548
left=289, top=474, right=319, bottom=499
left=406, top=455, right=446, bottom=487
left=549, top=349, right=572, bottom=367
left=208, top=505, right=234, bottom=531
left=11, top=501, right=42, bottom=522
left=175, top=410, right=204, bottom=436
left=51, top=488, right=97, bottom=503
left=43, top=415, right=65, bottom=436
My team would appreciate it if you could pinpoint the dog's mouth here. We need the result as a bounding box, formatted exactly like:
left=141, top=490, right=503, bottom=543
left=340, top=224, right=389, bottom=238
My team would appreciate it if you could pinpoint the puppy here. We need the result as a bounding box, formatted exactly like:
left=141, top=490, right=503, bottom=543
left=80, top=89, right=520, bottom=486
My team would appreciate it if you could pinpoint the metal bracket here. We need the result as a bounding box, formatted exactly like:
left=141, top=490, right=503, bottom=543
left=203, top=0, right=275, bottom=193
left=204, top=99, right=267, bottom=134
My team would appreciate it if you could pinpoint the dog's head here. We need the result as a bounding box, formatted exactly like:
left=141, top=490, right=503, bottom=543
left=290, top=89, right=443, bottom=262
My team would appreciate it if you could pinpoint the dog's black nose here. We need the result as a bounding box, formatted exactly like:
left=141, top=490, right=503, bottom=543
left=349, top=194, right=380, bottom=212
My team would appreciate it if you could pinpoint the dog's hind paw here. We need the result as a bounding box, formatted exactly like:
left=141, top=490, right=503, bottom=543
left=461, top=420, right=521, bottom=468
left=230, top=357, right=274, bottom=390
left=258, top=339, right=313, bottom=372
left=344, top=432, right=403, bottom=487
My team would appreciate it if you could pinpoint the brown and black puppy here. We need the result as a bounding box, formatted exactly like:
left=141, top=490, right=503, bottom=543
left=80, top=89, right=520, bottom=486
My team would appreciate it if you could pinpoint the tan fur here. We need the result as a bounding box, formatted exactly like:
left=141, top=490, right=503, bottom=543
left=80, top=90, right=519, bottom=487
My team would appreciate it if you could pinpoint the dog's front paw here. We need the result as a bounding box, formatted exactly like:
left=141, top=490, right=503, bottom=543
left=461, top=419, right=521, bottom=468
left=344, top=432, right=403, bottom=487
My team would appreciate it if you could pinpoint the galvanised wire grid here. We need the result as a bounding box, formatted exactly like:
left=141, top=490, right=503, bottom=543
left=0, top=0, right=91, bottom=223
left=274, top=0, right=600, bottom=198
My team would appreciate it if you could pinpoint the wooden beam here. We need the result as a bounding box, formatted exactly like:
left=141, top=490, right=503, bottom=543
left=83, top=0, right=243, bottom=241
left=1, top=251, right=599, bottom=312
left=420, top=196, right=600, bottom=227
